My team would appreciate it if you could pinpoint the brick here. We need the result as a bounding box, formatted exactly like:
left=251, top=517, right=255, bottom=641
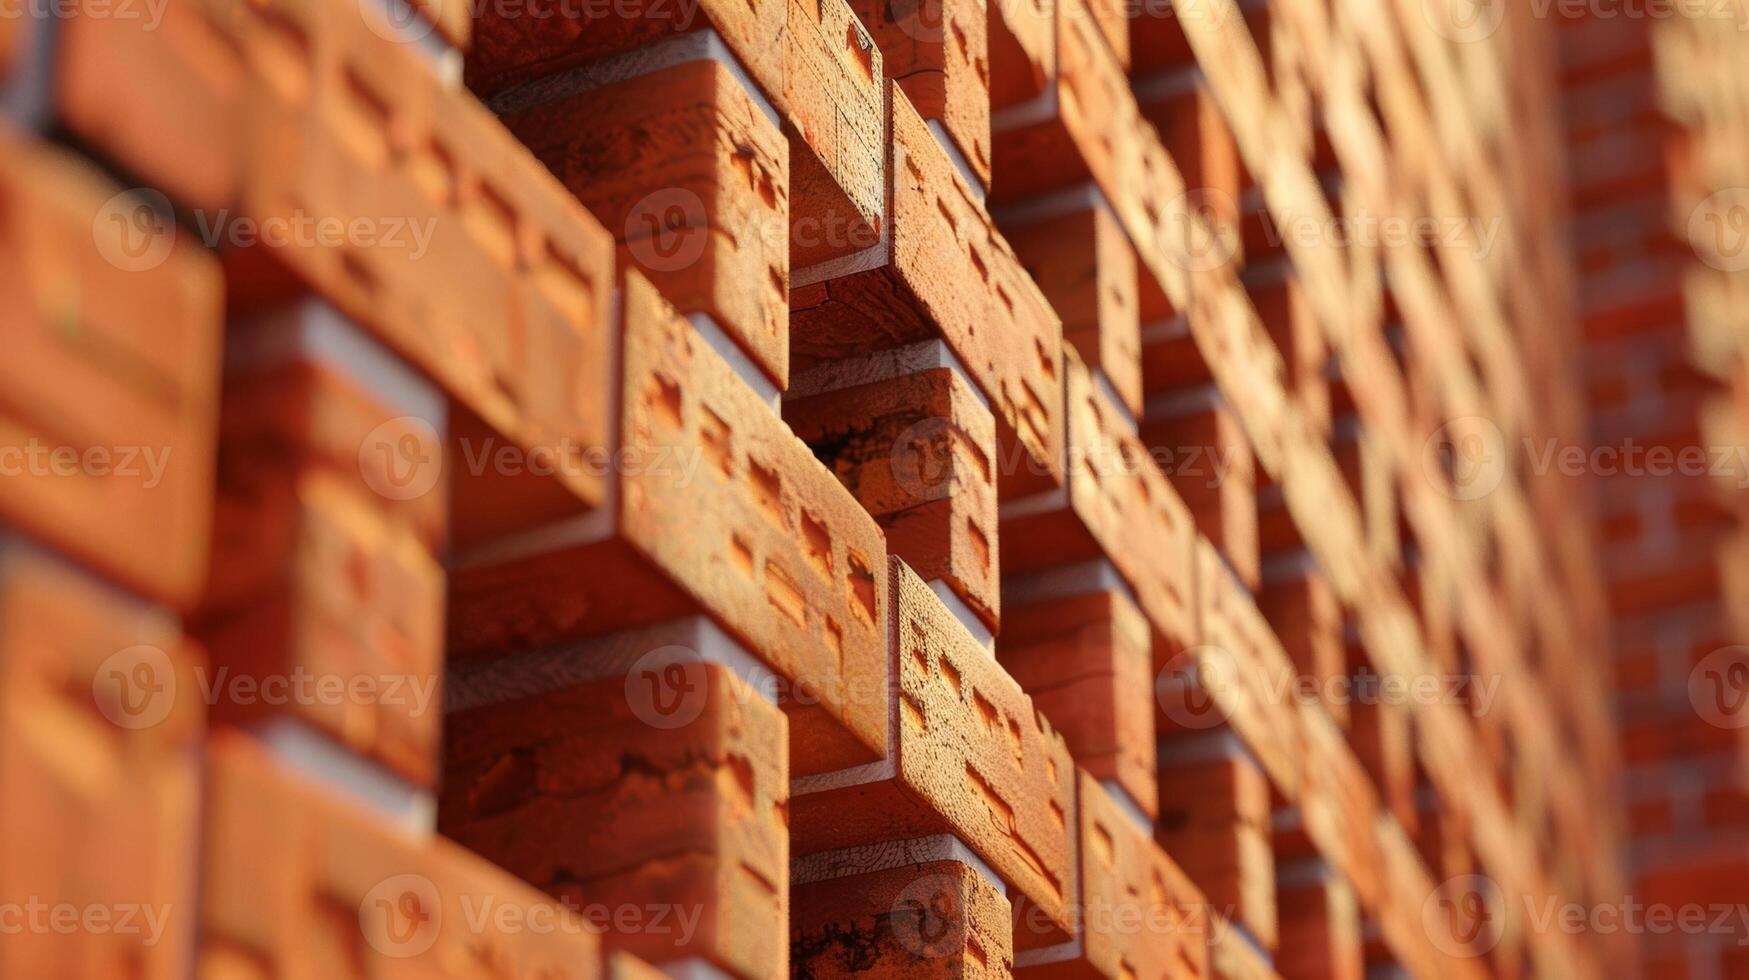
left=1156, top=739, right=1277, bottom=952
left=1015, top=772, right=1210, bottom=977
left=1274, top=865, right=1363, bottom=980
left=1000, top=589, right=1157, bottom=819
left=784, top=0, right=888, bottom=267
left=1005, top=201, right=1144, bottom=416
left=500, top=57, right=790, bottom=389
left=786, top=358, right=1001, bottom=630
left=987, top=0, right=1054, bottom=109
left=1257, top=560, right=1345, bottom=727
left=449, top=270, right=889, bottom=777
left=793, top=853, right=1013, bottom=978
left=203, top=731, right=603, bottom=980
left=792, top=85, right=1066, bottom=494
left=792, top=558, right=1078, bottom=948
left=847, top=0, right=991, bottom=188
left=1209, top=917, right=1282, bottom=980
left=0, top=127, right=221, bottom=611
left=1136, top=72, right=1242, bottom=262
left=195, top=354, right=445, bottom=787
left=1003, top=354, right=1199, bottom=652
left=0, top=544, right=202, bottom=979
left=1141, top=392, right=1260, bottom=588
left=442, top=652, right=787, bottom=978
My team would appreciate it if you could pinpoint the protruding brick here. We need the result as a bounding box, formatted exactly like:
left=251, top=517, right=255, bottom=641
left=786, top=357, right=1001, bottom=630
left=793, top=855, right=1013, bottom=978
left=0, top=127, right=221, bottom=611
left=792, top=558, right=1078, bottom=948
left=450, top=271, right=889, bottom=777
left=500, top=56, right=791, bottom=389
left=203, top=731, right=604, bottom=980
left=443, top=649, right=788, bottom=978
left=1156, top=737, right=1278, bottom=953
left=784, top=0, right=888, bottom=267
left=0, top=544, right=202, bottom=980
left=792, top=85, right=1066, bottom=496
left=1005, top=201, right=1144, bottom=417
left=1016, top=772, right=1210, bottom=976
left=196, top=351, right=446, bottom=787
left=1001, top=590, right=1158, bottom=819
left=1142, top=392, right=1260, bottom=588
left=847, top=0, right=992, bottom=188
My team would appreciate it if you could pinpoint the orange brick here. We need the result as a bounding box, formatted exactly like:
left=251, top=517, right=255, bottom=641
left=500, top=57, right=791, bottom=389
left=793, top=855, right=1013, bottom=978
left=1257, top=560, right=1345, bottom=727
left=449, top=270, right=889, bottom=777
left=442, top=651, right=787, bottom=978
left=847, top=0, right=992, bottom=188
left=1015, top=772, right=1210, bottom=977
left=987, top=0, right=1054, bottom=109
left=786, top=360, right=1001, bottom=630
left=203, top=731, right=603, bottom=980
left=1002, top=354, right=1199, bottom=652
left=1209, top=916, right=1282, bottom=980
left=1004, top=202, right=1144, bottom=416
left=0, top=544, right=202, bottom=979
left=1126, top=0, right=1193, bottom=77
left=1142, top=395, right=1260, bottom=588
left=195, top=354, right=445, bottom=787
left=792, top=558, right=1078, bottom=948
left=1245, top=263, right=1329, bottom=437
left=1274, top=865, right=1363, bottom=980
left=792, top=84, right=1066, bottom=495
left=0, top=127, right=221, bottom=611
left=1156, top=740, right=1278, bottom=952
left=1138, top=76, right=1240, bottom=246
left=1001, top=589, right=1157, bottom=819
left=784, top=0, right=887, bottom=267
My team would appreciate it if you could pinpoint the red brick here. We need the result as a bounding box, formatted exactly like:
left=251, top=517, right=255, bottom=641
left=442, top=654, right=787, bottom=977
left=0, top=544, right=202, bottom=979
left=203, top=731, right=603, bottom=979
left=784, top=0, right=888, bottom=267
left=0, top=127, right=221, bottom=611
left=1142, top=395, right=1260, bottom=588
left=1005, top=202, right=1144, bottom=416
left=1156, top=742, right=1278, bottom=952
left=501, top=58, right=790, bottom=389
left=792, top=558, right=1079, bottom=948
left=449, top=270, right=889, bottom=777
left=1275, top=867, right=1363, bottom=980
left=848, top=0, right=991, bottom=188
left=785, top=362, right=1001, bottom=630
left=793, top=856, right=1013, bottom=978
left=792, top=85, right=1066, bottom=494
left=195, top=356, right=445, bottom=786
left=1001, top=589, right=1158, bottom=819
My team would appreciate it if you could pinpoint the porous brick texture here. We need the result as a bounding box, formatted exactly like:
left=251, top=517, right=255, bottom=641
left=3, top=0, right=1744, bottom=978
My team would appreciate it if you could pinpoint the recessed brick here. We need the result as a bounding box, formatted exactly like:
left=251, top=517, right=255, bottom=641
left=1274, top=865, right=1363, bottom=980
left=1156, top=739, right=1277, bottom=953
left=1142, top=393, right=1260, bottom=588
left=793, top=855, right=1013, bottom=978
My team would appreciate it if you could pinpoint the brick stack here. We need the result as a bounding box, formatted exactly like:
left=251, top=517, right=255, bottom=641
left=1, top=0, right=1703, bottom=977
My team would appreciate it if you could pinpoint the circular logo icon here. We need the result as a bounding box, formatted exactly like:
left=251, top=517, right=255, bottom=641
left=1165, top=188, right=1240, bottom=272
left=1690, top=645, right=1749, bottom=730
left=359, top=416, right=443, bottom=502
left=1688, top=188, right=1749, bottom=273
left=625, top=646, right=711, bottom=729
left=1423, top=415, right=1505, bottom=501
left=356, top=0, right=440, bottom=45
left=1421, top=874, right=1504, bottom=957
left=360, top=874, right=443, bottom=958
left=92, top=645, right=177, bottom=730
left=626, top=188, right=710, bottom=273
left=890, top=417, right=959, bottom=503
left=888, top=0, right=944, bottom=44
left=93, top=188, right=176, bottom=273
left=1422, top=0, right=1505, bottom=43
left=1155, top=645, right=1236, bottom=730
left=890, top=873, right=963, bottom=959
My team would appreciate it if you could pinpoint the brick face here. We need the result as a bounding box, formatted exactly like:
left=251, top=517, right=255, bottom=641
left=10, top=0, right=1741, bottom=977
